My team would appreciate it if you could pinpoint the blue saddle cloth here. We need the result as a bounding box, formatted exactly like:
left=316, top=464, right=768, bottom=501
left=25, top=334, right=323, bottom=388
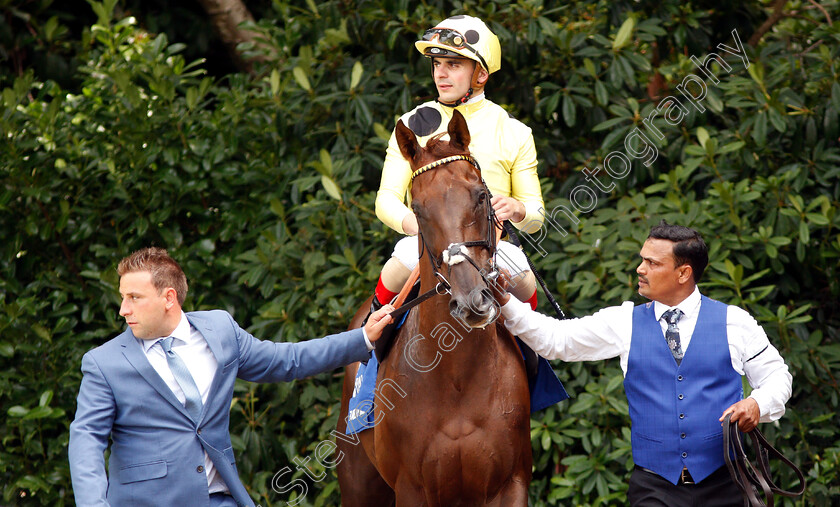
left=346, top=315, right=570, bottom=435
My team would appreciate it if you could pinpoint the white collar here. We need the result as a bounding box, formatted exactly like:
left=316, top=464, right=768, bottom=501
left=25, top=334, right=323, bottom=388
left=141, top=312, right=191, bottom=352
left=653, top=286, right=701, bottom=321
left=462, top=92, right=485, bottom=105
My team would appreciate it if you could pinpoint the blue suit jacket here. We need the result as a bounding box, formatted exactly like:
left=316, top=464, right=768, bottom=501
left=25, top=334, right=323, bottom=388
left=69, top=310, right=370, bottom=506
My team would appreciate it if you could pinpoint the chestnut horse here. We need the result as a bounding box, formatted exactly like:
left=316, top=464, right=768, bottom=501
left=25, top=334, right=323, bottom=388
left=335, top=110, right=532, bottom=506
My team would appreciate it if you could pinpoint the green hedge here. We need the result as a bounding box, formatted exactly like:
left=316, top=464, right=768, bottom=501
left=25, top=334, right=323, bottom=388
left=1, top=0, right=838, bottom=505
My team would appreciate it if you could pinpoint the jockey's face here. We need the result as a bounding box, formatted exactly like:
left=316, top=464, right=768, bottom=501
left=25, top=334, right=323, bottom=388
left=432, top=57, right=476, bottom=103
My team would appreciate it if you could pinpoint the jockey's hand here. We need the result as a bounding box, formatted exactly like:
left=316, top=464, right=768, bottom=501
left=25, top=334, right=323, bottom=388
left=720, top=398, right=760, bottom=432
left=491, top=196, right=526, bottom=223
left=488, top=268, right=512, bottom=306
left=402, top=213, right=419, bottom=235
left=364, top=304, right=395, bottom=342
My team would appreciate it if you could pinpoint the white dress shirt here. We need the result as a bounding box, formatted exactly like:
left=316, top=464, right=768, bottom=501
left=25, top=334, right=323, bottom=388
left=139, top=312, right=228, bottom=494
left=501, top=287, right=792, bottom=422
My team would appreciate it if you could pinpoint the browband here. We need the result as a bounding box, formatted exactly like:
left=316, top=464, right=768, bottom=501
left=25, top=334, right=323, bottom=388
left=411, top=155, right=476, bottom=181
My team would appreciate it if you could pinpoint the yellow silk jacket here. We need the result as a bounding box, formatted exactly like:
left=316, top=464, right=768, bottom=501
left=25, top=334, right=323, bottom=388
left=375, top=97, right=545, bottom=234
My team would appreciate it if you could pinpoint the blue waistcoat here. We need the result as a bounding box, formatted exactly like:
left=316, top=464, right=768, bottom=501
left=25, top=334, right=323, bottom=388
left=624, top=296, right=742, bottom=484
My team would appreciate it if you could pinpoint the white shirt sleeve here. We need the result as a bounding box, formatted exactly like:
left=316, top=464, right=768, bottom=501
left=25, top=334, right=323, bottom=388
left=726, top=306, right=792, bottom=422
left=362, top=327, right=374, bottom=351
left=501, top=297, right=635, bottom=367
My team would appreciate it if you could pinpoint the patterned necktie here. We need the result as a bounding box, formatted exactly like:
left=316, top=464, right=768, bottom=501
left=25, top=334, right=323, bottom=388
left=159, top=336, right=203, bottom=421
left=662, top=308, right=685, bottom=365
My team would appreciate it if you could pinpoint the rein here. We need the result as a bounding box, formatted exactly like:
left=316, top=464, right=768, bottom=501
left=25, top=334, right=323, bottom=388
left=722, top=413, right=805, bottom=506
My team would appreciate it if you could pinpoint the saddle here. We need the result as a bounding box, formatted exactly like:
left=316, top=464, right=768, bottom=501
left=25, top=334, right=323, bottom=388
left=722, top=413, right=806, bottom=506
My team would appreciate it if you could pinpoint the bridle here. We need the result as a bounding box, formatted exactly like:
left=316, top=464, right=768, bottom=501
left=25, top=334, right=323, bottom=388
left=388, top=154, right=502, bottom=320
left=722, top=413, right=805, bottom=506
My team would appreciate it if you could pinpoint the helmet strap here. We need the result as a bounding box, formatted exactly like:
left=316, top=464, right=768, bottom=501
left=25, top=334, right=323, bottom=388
left=436, top=87, right=472, bottom=107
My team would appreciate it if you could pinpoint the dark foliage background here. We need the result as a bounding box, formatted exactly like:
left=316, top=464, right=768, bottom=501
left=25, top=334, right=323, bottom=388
left=1, top=0, right=838, bottom=505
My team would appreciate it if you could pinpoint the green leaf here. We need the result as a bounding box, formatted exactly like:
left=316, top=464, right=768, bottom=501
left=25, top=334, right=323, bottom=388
left=584, top=58, right=597, bottom=78
left=8, top=406, right=28, bottom=417
left=321, top=175, right=342, bottom=201
left=594, top=80, right=608, bottom=106
left=350, top=61, right=364, bottom=90
left=696, top=127, right=710, bottom=149
left=269, top=199, right=285, bottom=217
left=293, top=67, right=311, bottom=92
left=39, top=390, right=53, bottom=408
left=562, top=95, right=576, bottom=127
left=747, top=61, right=765, bottom=87
left=752, top=112, right=767, bottom=147
left=806, top=213, right=829, bottom=225
left=270, top=69, right=281, bottom=96
left=23, top=406, right=54, bottom=420
left=343, top=248, right=356, bottom=268
left=374, top=122, right=391, bottom=140
left=718, top=141, right=745, bottom=154
left=612, top=17, right=635, bottom=50
left=0, top=342, right=13, bottom=357
left=319, top=149, right=333, bottom=177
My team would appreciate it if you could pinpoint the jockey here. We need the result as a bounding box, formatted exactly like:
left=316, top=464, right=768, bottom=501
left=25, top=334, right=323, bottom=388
left=372, top=15, right=545, bottom=313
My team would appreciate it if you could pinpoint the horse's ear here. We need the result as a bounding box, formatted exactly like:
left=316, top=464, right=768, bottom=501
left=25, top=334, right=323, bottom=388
left=395, top=120, right=420, bottom=162
left=447, top=110, right=471, bottom=151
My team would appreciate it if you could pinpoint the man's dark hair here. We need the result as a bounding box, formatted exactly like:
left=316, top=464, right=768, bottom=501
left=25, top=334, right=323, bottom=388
left=118, top=247, right=188, bottom=306
left=648, top=220, right=708, bottom=283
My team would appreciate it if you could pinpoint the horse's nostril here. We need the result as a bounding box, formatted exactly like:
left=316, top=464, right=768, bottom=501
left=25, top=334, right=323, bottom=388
left=449, top=299, right=461, bottom=316
left=467, top=288, right=493, bottom=312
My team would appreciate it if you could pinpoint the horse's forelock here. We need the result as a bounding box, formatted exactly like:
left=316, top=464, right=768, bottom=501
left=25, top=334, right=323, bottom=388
left=423, top=133, right=467, bottom=161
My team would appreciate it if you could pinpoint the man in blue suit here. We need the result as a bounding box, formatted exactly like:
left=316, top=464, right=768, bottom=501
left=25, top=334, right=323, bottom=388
left=69, top=247, right=394, bottom=507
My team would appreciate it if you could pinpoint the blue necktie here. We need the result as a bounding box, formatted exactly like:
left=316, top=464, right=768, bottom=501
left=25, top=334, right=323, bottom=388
left=159, top=336, right=203, bottom=421
left=662, top=308, right=685, bottom=365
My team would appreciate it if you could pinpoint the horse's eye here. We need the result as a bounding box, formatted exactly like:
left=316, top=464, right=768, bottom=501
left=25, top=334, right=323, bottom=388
left=411, top=203, right=423, bottom=218
left=477, top=191, right=487, bottom=204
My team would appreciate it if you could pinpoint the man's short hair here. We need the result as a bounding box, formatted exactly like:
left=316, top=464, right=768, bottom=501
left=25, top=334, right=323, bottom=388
left=118, top=247, right=188, bottom=306
left=648, top=220, right=708, bottom=283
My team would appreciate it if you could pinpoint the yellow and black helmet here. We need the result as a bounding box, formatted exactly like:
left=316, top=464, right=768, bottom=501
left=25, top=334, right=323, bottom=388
left=414, top=15, right=501, bottom=75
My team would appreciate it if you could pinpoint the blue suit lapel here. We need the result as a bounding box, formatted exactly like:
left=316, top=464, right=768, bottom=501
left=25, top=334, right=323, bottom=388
left=118, top=331, right=193, bottom=421
left=186, top=314, right=226, bottom=421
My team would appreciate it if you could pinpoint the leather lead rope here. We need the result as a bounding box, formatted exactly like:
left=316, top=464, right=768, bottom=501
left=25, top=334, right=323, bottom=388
left=722, top=413, right=806, bottom=507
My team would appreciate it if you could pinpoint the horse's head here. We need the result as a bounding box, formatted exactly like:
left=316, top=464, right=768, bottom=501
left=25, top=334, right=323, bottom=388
left=395, top=110, right=499, bottom=329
